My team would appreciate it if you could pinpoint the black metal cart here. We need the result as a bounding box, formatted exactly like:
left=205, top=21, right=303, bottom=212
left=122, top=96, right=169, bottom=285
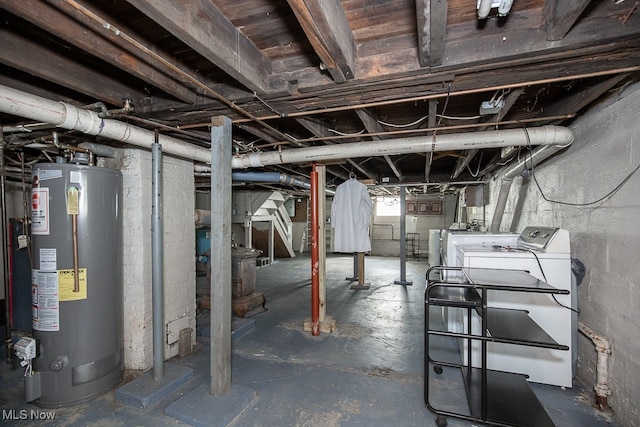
left=424, top=266, right=570, bottom=427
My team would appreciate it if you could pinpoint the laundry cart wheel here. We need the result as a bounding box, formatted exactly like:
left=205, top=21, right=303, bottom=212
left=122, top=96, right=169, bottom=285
left=435, top=414, right=447, bottom=427
left=433, top=365, right=443, bottom=374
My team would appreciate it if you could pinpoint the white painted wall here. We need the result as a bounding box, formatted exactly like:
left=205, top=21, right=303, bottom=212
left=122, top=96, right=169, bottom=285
left=370, top=195, right=457, bottom=258
left=485, top=82, right=640, bottom=426
left=121, top=149, right=196, bottom=370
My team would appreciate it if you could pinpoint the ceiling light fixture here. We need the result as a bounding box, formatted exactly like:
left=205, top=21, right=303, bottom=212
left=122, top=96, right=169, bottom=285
left=477, top=0, right=515, bottom=19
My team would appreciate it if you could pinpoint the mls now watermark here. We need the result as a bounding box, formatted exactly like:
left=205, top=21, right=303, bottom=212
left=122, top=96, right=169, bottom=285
left=2, top=409, right=56, bottom=421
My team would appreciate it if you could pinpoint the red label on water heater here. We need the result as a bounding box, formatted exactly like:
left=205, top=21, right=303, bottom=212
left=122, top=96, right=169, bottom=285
left=31, top=187, right=50, bottom=235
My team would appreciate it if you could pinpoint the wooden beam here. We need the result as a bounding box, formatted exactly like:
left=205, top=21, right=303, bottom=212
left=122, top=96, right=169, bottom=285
left=544, top=0, right=592, bottom=41
left=128, top=0, right=276, bottom=94
left=296, top=117, right=378, bottom=181
left=286, top=0, right=355, bottom=82
left=416, top=0, right=448, bottom=68
left=364, top=5, right=638, bottom=78
left=544, top=74, right=631, bottom=121
left=0, top=27, right=148, bottom=107
left=210, top=116, right=232, bottom=395
left=355, top=109, right=402, bottom=181
left=5, top=0, right=200, bottom=104
left=0, top=72, right=93, bottom=107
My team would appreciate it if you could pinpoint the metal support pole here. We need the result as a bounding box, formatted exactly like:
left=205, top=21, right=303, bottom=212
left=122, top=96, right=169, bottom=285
left=210, top=116, right=232, bottom=395
left=0, top=133, right=11, bottom=362
left=394, top=187, right=413, bottom=286
left=151, top=139, right=164, bottom=381
left=310, top=164, right=320, bottom=336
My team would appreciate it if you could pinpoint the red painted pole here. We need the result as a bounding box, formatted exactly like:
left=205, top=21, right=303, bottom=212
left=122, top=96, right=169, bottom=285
left=310, top=164, right=320, bottom=336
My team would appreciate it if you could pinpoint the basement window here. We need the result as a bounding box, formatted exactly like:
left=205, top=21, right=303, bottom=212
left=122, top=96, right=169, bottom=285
left=375, top=196, right=400, bottom=217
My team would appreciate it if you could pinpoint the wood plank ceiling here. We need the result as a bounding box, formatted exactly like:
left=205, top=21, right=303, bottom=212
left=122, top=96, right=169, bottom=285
left=1, top=0, right=639, bottom=194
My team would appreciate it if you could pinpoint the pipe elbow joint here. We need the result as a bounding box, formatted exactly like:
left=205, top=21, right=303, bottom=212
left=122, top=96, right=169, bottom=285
left=544, top=125, right=574, bottom=149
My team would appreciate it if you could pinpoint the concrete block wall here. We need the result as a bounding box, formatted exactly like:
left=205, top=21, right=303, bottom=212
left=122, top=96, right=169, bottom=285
left=121, top=149, right=195, bottom=370
left=484, top=82, right=640, bottom=426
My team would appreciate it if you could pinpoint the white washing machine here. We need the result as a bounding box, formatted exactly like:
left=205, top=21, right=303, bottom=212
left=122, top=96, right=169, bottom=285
left=457, top=226, right=573, bottom=388
left=439, top=230, right=520, bottom=333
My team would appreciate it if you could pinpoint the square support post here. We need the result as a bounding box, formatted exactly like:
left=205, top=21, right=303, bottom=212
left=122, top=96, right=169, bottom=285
left=210, top=116, right=232, bottom=395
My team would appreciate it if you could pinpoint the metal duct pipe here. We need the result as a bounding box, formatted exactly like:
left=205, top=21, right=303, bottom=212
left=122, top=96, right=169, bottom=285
left=232, top=171, right=336, bottom=196
left=193, top=167, right=336, bottom=195
left=232, top=171, right=310, bottom=189
left=230, top=126, right=574, bottom=169
left=489, top=138, right=573, bottom=233
left=77, top=142, right=118, bottom=158
left=0, top=84, right=573, bottom=171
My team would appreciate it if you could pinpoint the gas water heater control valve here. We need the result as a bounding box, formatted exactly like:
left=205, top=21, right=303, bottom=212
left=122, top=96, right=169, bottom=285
left=14, top=337, right=37, bottom=363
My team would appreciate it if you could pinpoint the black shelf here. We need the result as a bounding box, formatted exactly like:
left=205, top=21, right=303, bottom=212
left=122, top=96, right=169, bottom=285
left=424, top=266, right=567, bottom=427
left=463, top=368, right=555, bottom=427
left=427, top=285, right=481, bottom=308
left=462, top=267, right=570, bottom=294
left=484, top=307, right=569, bottom=350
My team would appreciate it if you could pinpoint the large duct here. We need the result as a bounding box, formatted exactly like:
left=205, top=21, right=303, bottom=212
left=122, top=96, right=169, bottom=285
left=0, top=84, right=573, bottom=171
left=230, top=126, right=574, bottom=169
left=0, top=84, right=211, bottom=163
left=489, top=139, right=574, bottom=233
left=232, top=171, right=310, bottom=190
left=194, top=166, right=334, bottom=195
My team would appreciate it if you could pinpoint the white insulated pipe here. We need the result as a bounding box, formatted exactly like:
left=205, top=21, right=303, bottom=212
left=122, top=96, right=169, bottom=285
left=231, top=126, right=574, bottom=169
left=0, top=84, right=574, bottom=172
left=578, top=322, right=612, bottom=410
left=0, top=84, right=211, bottom=163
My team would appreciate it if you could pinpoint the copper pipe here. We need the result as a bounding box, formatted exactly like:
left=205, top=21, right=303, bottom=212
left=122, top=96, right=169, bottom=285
left=72, top=214, right=79, bottom=292
left=310, top=164, right=320, bottom=336
left=229, top=67, right=640, bottom=124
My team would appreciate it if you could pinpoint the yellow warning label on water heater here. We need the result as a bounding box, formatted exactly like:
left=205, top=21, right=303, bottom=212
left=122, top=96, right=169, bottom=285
left=58, top=268, right=87, bottom=301
left=67, top=186, right=79, bottom=215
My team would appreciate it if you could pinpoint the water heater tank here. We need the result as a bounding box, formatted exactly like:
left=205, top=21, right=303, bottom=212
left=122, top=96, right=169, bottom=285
left=29, top=163, right=123, bottom=407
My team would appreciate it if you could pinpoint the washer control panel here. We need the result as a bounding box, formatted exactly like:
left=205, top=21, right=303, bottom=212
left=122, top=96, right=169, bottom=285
left=517, top=226, right=559, bottom=250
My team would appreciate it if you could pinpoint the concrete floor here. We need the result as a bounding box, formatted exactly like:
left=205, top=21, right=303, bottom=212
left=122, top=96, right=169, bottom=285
left=0, top=254, right=619, bottom=426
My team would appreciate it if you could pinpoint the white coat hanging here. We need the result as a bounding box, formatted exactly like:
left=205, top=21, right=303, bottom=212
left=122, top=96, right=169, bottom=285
left=330, top=178, right=372, bottom=253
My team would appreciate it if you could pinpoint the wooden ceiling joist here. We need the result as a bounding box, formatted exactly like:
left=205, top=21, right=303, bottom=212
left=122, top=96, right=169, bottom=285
left=128, top=0, right=277, bottom=94
left=416, top=0, right=448, bottom=68
left=544, top=0, right=592, bottom=41
left=286, top=0, right=355, bottom=83
left=0, top=28, right=147, bottom=107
